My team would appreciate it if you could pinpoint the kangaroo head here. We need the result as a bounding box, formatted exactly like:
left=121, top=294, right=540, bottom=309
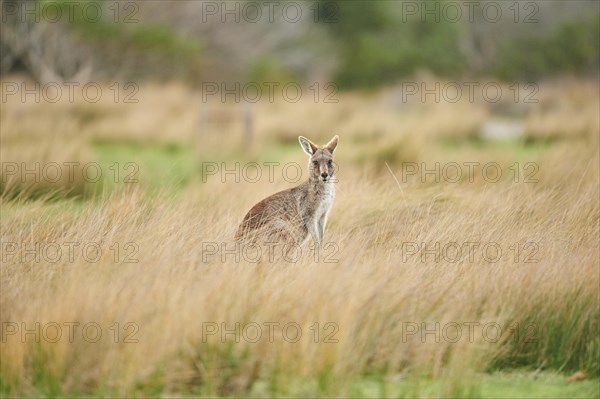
left=298, top=135, right=338, bottom=183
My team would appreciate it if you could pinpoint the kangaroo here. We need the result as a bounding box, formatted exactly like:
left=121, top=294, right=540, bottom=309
left=235, top=135, right=339, bottom=247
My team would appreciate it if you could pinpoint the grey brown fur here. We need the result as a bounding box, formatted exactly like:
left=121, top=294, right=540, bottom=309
left=235, top=135, right=339, bottom=246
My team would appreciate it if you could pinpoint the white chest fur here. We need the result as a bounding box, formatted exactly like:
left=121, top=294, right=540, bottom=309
left=315, top=183, right=335, bottom=219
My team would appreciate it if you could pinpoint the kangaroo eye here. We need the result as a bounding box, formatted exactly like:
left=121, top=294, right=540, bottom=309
left=313, top=161, right=319, bottom=166
left=327, top=160, right=333, bottom=166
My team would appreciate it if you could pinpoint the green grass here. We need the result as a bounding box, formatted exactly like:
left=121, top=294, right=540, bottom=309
left=478, top=372, right=598, bottom=399
left=91, top=138, right=553, bottom=192
left=344, top=371, right=599, bottom=399
left=0, top=136, right=551, bottom=202
left=91, top=140, right=311, bottom=196
left=260, top=142, right=303, bottom=163
left=92, top=141, right=195, bottom=193
left=438, top=137, right=553, bottom=164
left=7, top=370, right=595, bottom=398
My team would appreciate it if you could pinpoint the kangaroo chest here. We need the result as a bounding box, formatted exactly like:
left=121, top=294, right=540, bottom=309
left=314, top=185, right=335, bottom=219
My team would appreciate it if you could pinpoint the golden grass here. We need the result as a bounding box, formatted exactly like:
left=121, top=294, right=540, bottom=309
left=0, top=75, right=598, bottom=397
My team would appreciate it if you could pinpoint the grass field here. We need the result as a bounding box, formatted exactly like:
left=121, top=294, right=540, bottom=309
left=1, top=76, right=598, bottom=398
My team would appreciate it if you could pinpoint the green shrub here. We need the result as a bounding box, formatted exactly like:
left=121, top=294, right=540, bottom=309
left=495, top=15, right=600, bottom=80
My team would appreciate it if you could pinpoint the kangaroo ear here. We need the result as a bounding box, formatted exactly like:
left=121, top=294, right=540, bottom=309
left=298, top=136, right=318, bottom=156
left=324, top=135, right=339, bottom=154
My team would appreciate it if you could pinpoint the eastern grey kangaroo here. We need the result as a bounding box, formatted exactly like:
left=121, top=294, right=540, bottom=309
left=235, top=135, right=338, bottom=246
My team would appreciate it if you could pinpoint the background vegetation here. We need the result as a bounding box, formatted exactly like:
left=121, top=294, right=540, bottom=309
left=1, top=0, right=599, bottom=86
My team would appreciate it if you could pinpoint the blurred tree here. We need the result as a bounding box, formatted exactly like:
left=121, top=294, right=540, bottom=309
left=0, top=0, right=92, bottom=82
left=494, top=14, right=600, bottom=80
left=1, top=0, right=597, bottom=86
left=0, top=0, right=204, bottom=83
left=315, top=0, right=465, bottom=88
left=248, top=56, right=299, bottom=84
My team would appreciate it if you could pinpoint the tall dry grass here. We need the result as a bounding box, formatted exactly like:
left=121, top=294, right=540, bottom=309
left=0, top=76, right=598, bottom=397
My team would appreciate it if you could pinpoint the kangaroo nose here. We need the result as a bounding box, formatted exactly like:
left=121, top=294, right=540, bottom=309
left=321, top=172, right=328, bottom=178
